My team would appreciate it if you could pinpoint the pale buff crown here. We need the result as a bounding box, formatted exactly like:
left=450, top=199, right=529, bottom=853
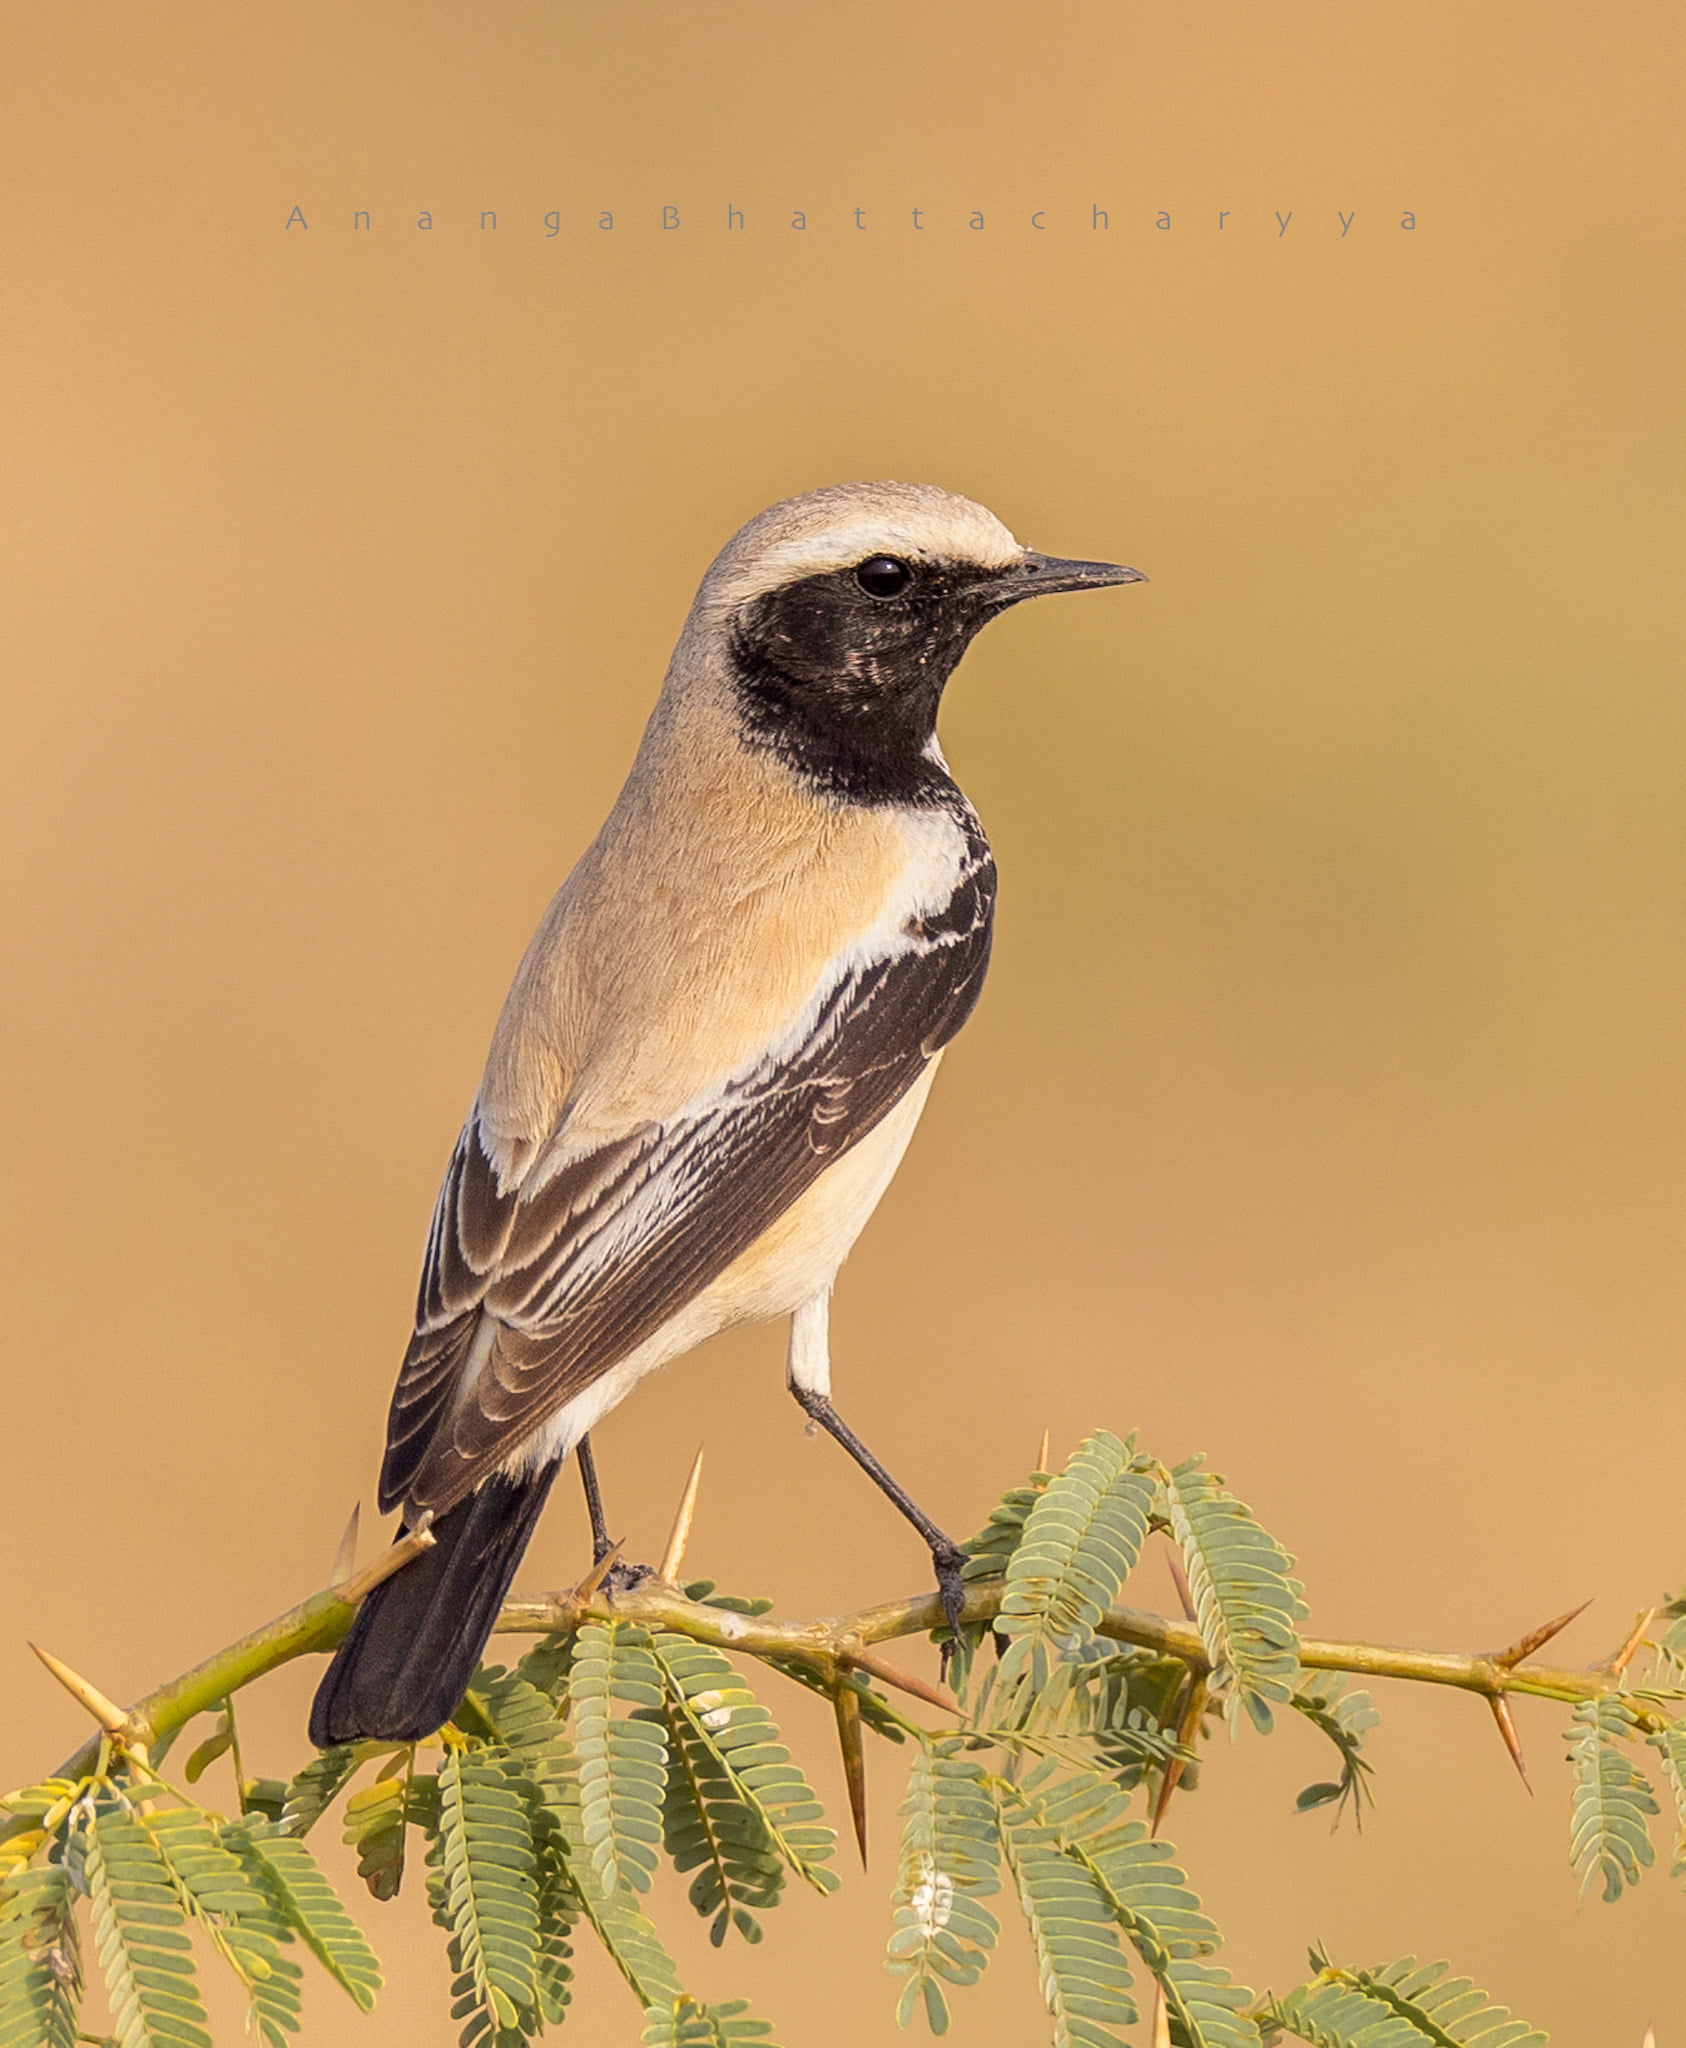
left=692, top=480, right=1025, bottom=617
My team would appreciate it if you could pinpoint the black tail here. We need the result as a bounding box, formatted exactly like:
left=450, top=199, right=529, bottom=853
left=309, top=1460, right=562, bottom=1747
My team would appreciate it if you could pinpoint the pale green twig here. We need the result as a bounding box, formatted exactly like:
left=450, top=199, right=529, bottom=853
left=15, top=1550, right=1634, bottom=1837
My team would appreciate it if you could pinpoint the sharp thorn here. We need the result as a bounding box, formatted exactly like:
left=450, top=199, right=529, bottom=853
left=832, top=1681, right=869, bottom=1869
left=1492, top=1599, right=1591, bottom=1670
left=1152, top=1672, right=1208, bottom=1836
left=1165, top=1542, right=1198, bottom=1625
left=1487, top=1694, right=1532, bottom=1793
left=1035, top=1429, right=1051, bottom=1475
left=333, top=1514, right=436, bottom=1608
left=1151, top=1977, right=1172, bottom=2048
left=1601, top=1606, right=1658, bottom=1678
left=657, top=1447, right=705, bottom=1585
left=31, top=1645, right=131, bottom=1738
left=571, top=1539, right=625, bottom=1605
left=842, top=1645, right=959, bottom=1715
left=1150, top=1754, right=1183, bottom=1836
left=330, top=1503, right=362, bottom=1587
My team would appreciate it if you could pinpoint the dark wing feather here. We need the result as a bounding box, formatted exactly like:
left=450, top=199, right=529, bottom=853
left=380, top=849, right=994, bottom=1519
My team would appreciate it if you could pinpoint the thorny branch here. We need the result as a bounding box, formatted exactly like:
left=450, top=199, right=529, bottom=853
left=19, top=1552, right=1640, bottom=1812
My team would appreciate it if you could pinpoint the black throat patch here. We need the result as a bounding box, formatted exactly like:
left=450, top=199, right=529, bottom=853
left=728, top=559, right=1004, bottom=806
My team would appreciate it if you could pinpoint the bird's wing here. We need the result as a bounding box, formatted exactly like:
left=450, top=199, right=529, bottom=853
left=380, top=850, right=994, bottom=1518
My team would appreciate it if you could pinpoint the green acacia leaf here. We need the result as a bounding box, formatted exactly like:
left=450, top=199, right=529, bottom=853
left=960, top=1475, right=1052, bottom=1586
left=279, top=1748, right=362, bottom=1839
left=1290, top=1676, right=1379, bottom=1826
left=530, top=1827, right=577, bottom=2027
left=1059, top=1655, right=1193, bottom=1790
left=885, top=1744, right=1001, bottom=2031
left=574, top=1623, right=670, bottom=1897
left=1271, top=1953, right=1547, bottom=2048
left=994, top=1433, right=1158, bottom=1711
left=641, top=1993, right=781, bottom=2045
left=1159, top=1958, right=1260, bottom=2048
left=648, top=1633, right=836, bottom=1905
left=1565, top=1695, right=1657, bottom=1902
left=995, top=1783, right=1137, bottom=2046
left=462, top=1670, right=583, bottom=2030
left=1162, top=1457, right=1306, bottom=1727
left=85, top=1809, right=211, bottom=2048
left=0, top=1860, right=81, bottom=2048
left=435, top=1749, right=540, bottom=2037
left=180, top=1722, right=231, bottom=1789
left=467, top=1667, right=577, bottom=1826
left=1647, top=1719, right=1686, bottom=1879
left=992, top=1763, right=1256, bottom=2048
left=549, top=1762, right=686, bottom=2011
left=227, top=1822, right=381, bottom=2011
left=1652, top=1589, right=1686, bottom=1686
left=659, top=1704, right=779, bottom=1946
left=142, top=1809, right=301, bottom=2046
left=342, top=1762, right=417, bottom=1903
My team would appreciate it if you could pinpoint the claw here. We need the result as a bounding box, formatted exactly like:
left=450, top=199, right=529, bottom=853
left=932, top=1545, right=968, bottom=1683
left=933, top=1546, right=968, bottom=1638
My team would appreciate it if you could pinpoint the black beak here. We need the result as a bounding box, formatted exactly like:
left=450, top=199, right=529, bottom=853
left=988, top=551, right=1148, bottom=607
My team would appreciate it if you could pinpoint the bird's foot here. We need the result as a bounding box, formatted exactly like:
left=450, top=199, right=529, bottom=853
left=602, top=1558, right=655, bottom=1597
left=572, top=1539, right=655, bottom=1604
left=930, top=1540, right=971, bottom=1638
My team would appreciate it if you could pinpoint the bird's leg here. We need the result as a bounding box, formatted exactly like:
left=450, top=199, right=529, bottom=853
left=573, top=1433, right=655, bottom=1594
left=791, top=1384, right=970, bottom=1631
left=786, top=1294, right=969, bottom=1644
left=575, top=1434, right=615, bottom=1565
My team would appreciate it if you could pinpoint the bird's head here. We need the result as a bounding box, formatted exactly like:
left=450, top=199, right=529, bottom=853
left=685, top=480, right=1143, bottom=804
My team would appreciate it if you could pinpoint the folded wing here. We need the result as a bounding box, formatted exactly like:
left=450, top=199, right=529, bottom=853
left=380, top=850, right=994, bottom=1520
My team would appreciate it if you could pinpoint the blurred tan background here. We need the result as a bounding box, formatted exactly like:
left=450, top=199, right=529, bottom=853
left=3, top=2, right=1683, bottom=2040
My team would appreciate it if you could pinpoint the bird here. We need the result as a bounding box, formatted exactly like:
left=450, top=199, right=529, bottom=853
left=309, top=480, right=1143, bottom=1746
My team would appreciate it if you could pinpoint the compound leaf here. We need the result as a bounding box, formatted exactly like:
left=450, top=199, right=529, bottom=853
left=1162, top=1458, right=1305, bottom=1730
left=1565, top=1695, right=1657, bottom=1902
left=574, top=1623, right=668, bottom=1898
left=885, top=1744, right=1001, bottom=2034
left=0, top=1860, right=80, bottom=2048
left=436, top=1749, right=540, bottom=2037
left=640, top=1994, right=780, bottom=2045
left=1271, top=1953, right=1547, bottom=2048
left=1647, top=1719, right=1686, bottom=1879
left=995, top=1433, right=1157, bottom=1708
left=649, top=1633, right=836, bottom=1905
left=143, top=1806, right=302, bottom=2043
left=228, top=1822, right=381, bottom=2011
left=1291, top=1676, right=1379, bottom=1825
left=996, top=1785, right=1136, bottom=2047
left=85, top=1809, right=211, bottom=2048
left=279, top=1748, right=362, bottom=1840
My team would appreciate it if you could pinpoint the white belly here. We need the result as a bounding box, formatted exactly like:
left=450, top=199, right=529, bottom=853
left=511, top=1057, right=940, bottom=1470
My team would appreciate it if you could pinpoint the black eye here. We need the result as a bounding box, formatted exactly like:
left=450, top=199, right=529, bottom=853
left=854, top=555, right=914, bottom=599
